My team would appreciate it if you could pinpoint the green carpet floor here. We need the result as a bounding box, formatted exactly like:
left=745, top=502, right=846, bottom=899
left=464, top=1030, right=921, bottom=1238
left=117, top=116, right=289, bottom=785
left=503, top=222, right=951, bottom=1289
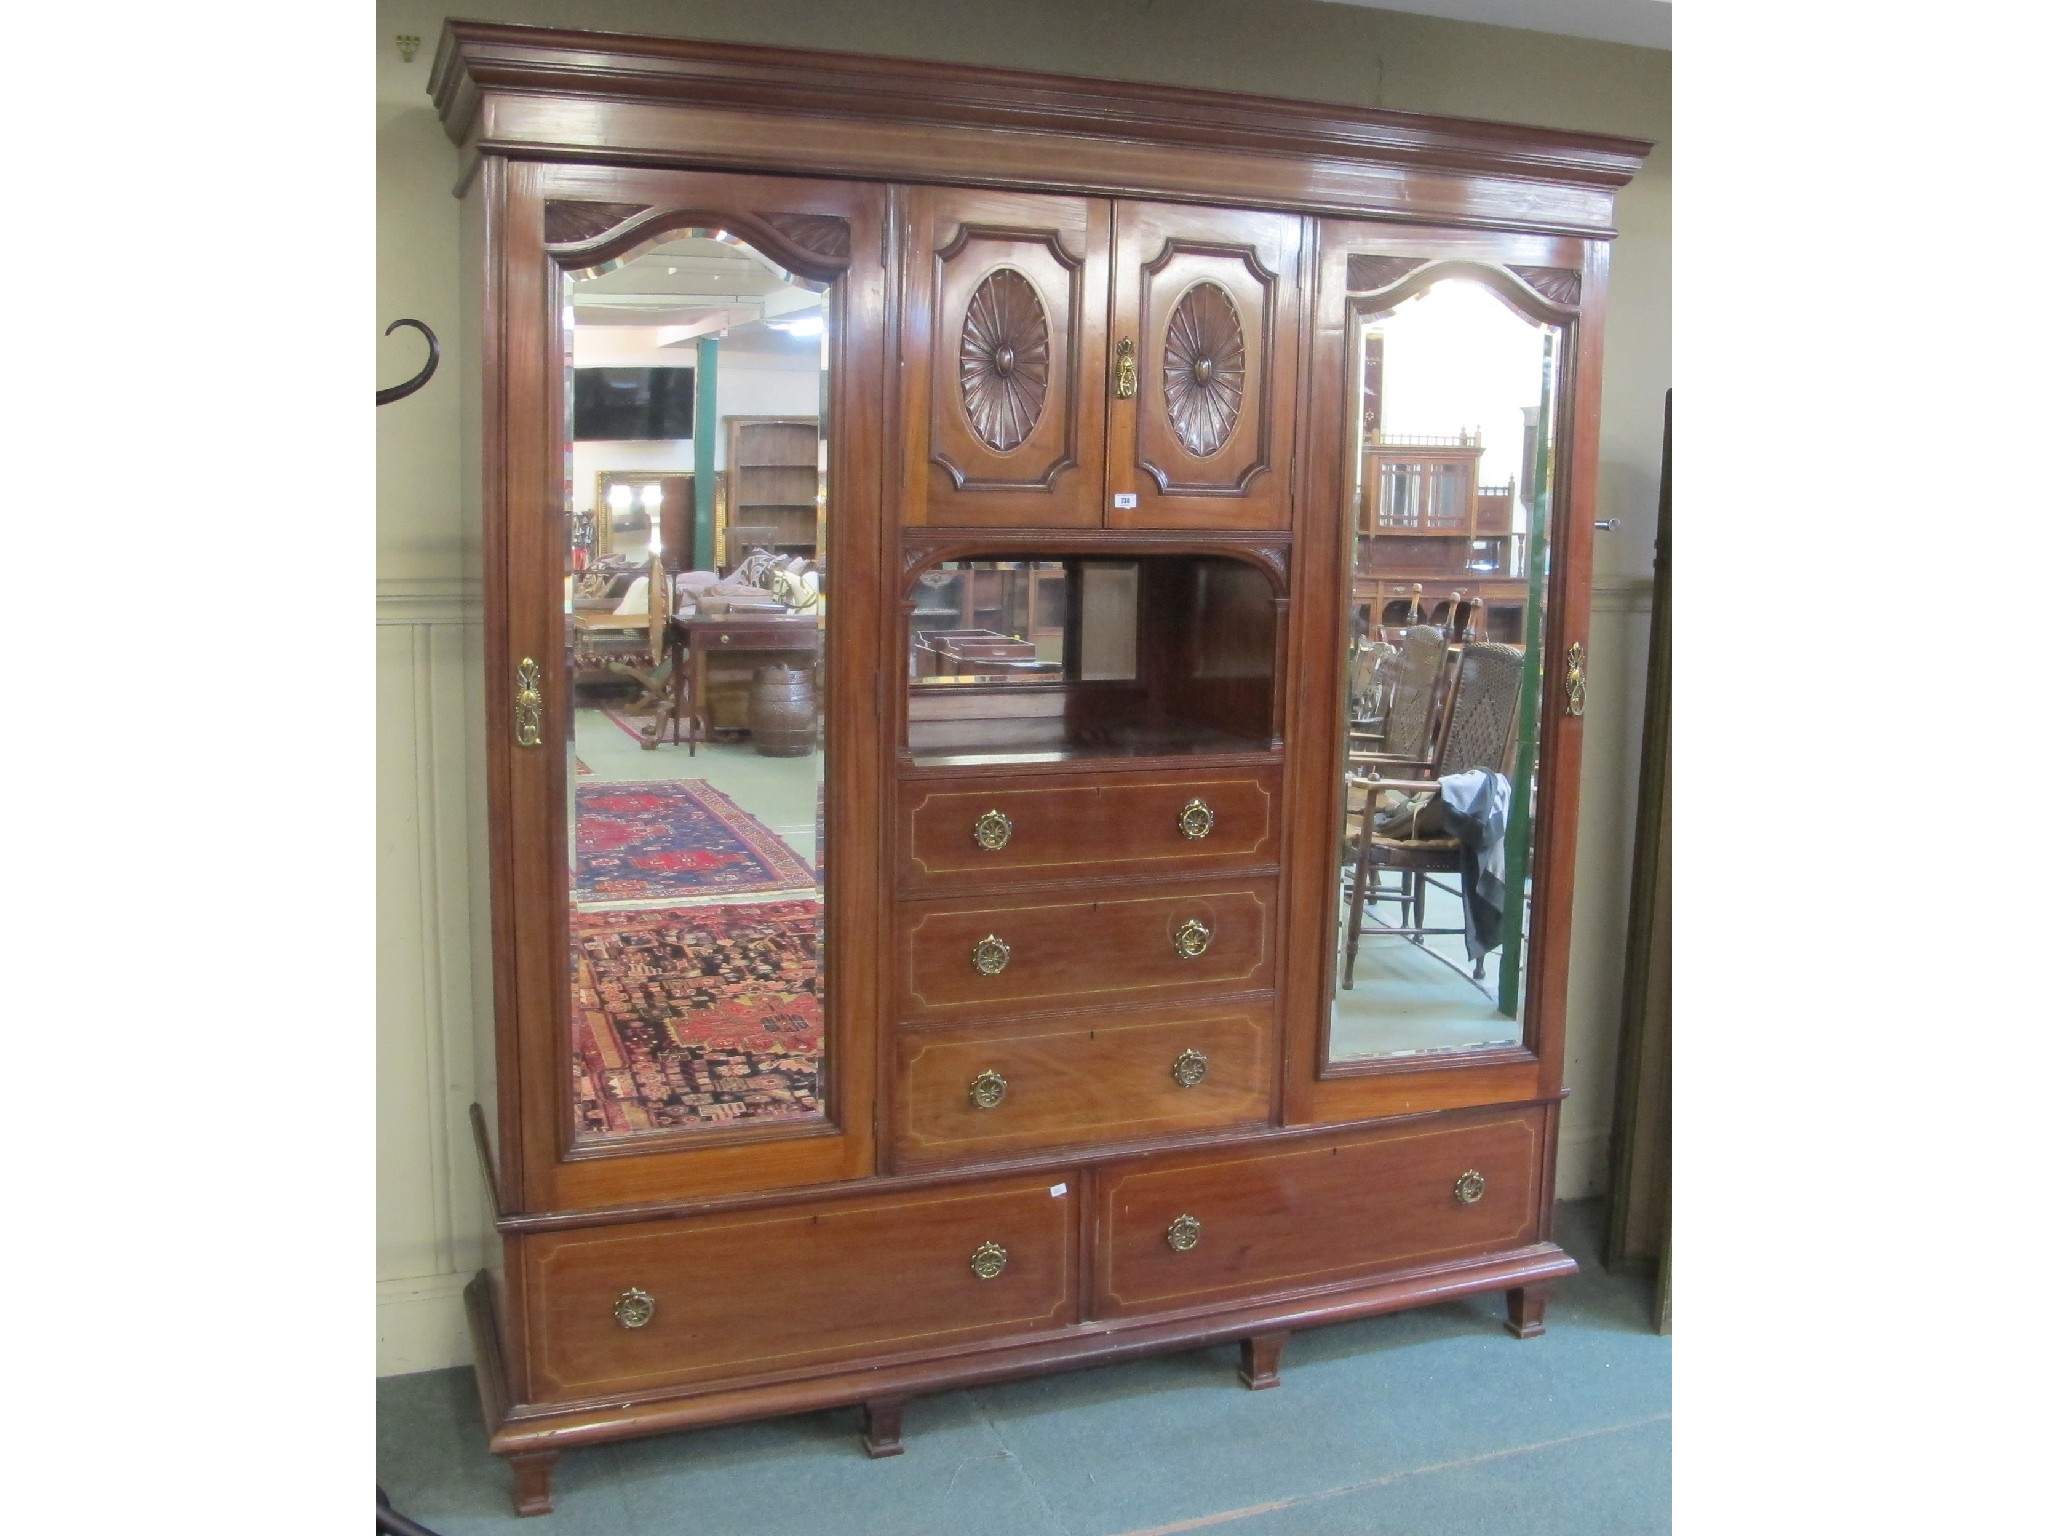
left=376, top=1199, right=1670, bottom=1534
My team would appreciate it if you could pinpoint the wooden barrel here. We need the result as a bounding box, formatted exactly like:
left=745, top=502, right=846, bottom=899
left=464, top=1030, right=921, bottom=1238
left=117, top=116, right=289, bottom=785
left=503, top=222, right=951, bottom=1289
left=749, top=665, right=817, bottom=757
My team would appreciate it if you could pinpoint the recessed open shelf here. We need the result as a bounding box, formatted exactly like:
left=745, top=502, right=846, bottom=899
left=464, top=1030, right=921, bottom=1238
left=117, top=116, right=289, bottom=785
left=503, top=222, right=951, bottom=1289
left=907, top=554, right=1282, bottom=766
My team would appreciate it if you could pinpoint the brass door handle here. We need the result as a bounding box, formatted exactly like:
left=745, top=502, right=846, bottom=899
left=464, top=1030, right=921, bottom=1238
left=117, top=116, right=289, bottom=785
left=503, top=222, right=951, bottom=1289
left=613, top=1287, right=655, bottom=1328
left=1177, top=798, right=1214, bottom=839
left=973, top=809, right=1013, bottom=851
left=1454, top=1169, right=1486, bottom=1205
left=969, top=1240, right=1009, bottom=1279
left=1115, top=338, right=1136, bottom=399
left=513, top=658, right=543, bottom=748
left=969, top=1069, right=1008, bottom=1109
left=972, top=934, right=1011, bottom=976
left=1165, top=1214, right=1202, bottom=1252
left=1173, top=918, right=1212, bottom=960
left=1171, top=1048, right=1208, bottom=1088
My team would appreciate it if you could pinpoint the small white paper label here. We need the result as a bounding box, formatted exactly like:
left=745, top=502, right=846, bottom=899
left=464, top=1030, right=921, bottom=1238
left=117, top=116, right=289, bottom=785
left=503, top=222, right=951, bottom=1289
left=1049, top=1183, right=1068, bottom=1198
left=1112, top=492, right=1138, bottom=509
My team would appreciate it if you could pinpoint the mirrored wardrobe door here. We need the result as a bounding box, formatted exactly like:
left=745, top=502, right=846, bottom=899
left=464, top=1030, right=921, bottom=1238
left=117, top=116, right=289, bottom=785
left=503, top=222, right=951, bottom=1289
left=493, top=168, right=889, bottom=1209
left=559, top=226, right=832, bottom=1147
left=1322, top=269, right=1566, bottom=1070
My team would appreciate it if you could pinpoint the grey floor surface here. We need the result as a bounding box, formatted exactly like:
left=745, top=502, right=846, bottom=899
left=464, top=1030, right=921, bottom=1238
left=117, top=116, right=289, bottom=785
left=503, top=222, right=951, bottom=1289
left=377, top=1199, right=1670, bottom=1535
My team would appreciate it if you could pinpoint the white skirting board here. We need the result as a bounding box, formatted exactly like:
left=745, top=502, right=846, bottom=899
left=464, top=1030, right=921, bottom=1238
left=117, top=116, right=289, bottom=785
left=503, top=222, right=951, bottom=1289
left=379, top=1273, right=476, bottom=1377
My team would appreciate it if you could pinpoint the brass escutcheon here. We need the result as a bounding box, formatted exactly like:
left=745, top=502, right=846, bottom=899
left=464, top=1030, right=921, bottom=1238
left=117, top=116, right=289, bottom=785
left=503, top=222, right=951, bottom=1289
left=614, top=1287, right=655, bottom=1329
left=969, top=1069, right=1008, bottom=1109
left=1173, top=918, right=1212, bottom=960
left=513, top=658, right=543, bottom=748
left=1115, top=337, right=1137, bottom=399
left=972, top=934, right=1011, bottom=976
left=973, top=808, right=1013, bottom=851
left=1177, top=798, right=1215, bottom=839
left=1171, top=1048, right=1209, bottom=1088
left=1454, top=1169, right=1486, bottom=1205
left=1165, top=1214, right=1202, bottom=1252
left=969, top=1240, right=1009, bottom=1280
left=1564, top=642, right=1587, bottom=717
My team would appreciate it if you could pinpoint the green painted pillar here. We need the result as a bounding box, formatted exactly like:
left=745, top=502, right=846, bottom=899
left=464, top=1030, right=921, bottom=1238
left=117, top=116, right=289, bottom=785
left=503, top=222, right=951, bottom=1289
left=693, top=337, right=719, bottom=569
left=1496, top=332, right=1556, bottom=1019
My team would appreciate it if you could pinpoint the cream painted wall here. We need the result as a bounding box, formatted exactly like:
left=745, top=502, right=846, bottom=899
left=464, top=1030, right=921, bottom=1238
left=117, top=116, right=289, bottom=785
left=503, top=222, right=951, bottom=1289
left=564, top=328, right=824, bottom=523
left=375, top=0, right=1669, bottom=1375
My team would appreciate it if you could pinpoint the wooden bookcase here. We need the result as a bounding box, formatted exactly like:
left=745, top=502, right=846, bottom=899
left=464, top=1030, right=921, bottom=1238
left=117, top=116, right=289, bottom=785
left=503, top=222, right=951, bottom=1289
left=1357, top=435, right=1531, bottom=643
left=721, top=415, right=821, bottom=561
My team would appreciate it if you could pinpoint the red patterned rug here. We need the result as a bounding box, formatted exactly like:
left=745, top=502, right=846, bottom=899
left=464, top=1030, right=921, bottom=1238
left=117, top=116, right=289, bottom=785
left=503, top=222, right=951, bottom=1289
left=574, top=779, right=814, bottom=903
left=600, top=708, right=654, bottom=745
left=571, top=899, right=822, bottom=1137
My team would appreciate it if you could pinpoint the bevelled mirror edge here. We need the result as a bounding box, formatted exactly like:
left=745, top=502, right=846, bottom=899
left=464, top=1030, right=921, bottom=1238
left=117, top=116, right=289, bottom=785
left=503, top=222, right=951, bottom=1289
left=1312, top=258, right=1577, bottom=1082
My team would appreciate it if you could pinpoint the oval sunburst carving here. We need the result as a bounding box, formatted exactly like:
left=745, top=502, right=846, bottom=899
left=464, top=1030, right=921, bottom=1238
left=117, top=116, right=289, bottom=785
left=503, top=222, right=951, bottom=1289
left=959, top=268, right=1050, bottom=453
left=1163, top=282, right=1246, bottom=458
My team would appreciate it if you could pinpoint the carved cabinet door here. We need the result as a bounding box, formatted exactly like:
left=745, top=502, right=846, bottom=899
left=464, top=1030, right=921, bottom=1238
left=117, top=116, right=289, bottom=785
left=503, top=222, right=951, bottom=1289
left=903, top=187, right=1111, bottom=527
left=1105, top=203, right=1302, bottom=530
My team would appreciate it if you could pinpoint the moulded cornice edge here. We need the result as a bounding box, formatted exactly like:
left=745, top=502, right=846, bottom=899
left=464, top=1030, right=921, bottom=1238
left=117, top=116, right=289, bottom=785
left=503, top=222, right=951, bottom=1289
left=429, top=21, right=1652, bottom=194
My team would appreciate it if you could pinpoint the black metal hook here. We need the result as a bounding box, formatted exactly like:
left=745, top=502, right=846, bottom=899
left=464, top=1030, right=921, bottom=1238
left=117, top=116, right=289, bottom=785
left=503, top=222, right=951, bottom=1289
left=377, top=318, right=441, bottom=406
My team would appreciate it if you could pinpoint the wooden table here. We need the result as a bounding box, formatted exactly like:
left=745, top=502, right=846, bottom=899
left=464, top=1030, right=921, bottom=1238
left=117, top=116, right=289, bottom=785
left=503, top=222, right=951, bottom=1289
left=666, top=612, right=821, bottom=750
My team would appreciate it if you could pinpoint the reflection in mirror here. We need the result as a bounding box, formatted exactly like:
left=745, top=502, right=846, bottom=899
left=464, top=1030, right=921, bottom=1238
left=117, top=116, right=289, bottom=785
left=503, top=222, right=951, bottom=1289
left=906, top=555, right=1277, bottom=766
left=562, top=233, right=829, bottom=1141
left=1329, top=276, right=1558, bottom=1064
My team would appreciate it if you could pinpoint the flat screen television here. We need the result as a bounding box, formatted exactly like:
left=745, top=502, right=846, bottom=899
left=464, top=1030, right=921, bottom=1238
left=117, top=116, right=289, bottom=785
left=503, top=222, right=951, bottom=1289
left=572, top=367, right=695, bottom=441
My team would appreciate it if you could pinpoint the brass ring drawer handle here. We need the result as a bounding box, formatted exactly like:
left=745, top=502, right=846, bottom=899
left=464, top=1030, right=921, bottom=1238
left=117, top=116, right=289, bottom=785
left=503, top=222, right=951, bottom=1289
left=1171, top=1048, right=1208, bottom=1088
left=1173, top=918, right=1212, bottom=960
left=1178, top=798, right=1214, bottom=839
left=969, top=1240, right=1009, bottom=1280
left=973, top=809, right=1013, bottom=851
left=614, top=1287, right=655, bottom=1329
left=1165, top=1214, right=1202, bottom=1252
left=972, top=934, right=1011, bottom=975
left=1454, top=1169, right=1486, bottom=1205
left=969, top=1069, right=1008, bottom=1109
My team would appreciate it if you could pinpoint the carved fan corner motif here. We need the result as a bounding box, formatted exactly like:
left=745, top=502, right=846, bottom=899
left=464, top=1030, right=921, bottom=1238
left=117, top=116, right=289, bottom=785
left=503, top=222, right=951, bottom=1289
left=764, top=212, right=853, bottom=263
left=1162, top=281, right=1246, bottom=458
left=544, top=201, right=654, bottom=246
left=1347, top=255, right=1428, bottom=293
left=1509, top=265, right=1583, bottom=307
left=959, top=268, right=1051, bottom=453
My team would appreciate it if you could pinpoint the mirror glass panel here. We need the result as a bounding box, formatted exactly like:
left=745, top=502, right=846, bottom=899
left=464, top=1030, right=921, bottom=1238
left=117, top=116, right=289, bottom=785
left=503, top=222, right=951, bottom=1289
left=1328, top=276, right=1559, bottom=1064
left=905, top=554, right=1278, bottom=765
left=561, top=234, right=829, bottom=1141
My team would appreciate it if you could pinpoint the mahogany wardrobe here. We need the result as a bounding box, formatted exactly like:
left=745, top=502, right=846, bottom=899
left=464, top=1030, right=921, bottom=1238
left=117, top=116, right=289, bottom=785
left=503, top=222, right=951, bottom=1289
left=427, top=21, right=1648, bottom=1515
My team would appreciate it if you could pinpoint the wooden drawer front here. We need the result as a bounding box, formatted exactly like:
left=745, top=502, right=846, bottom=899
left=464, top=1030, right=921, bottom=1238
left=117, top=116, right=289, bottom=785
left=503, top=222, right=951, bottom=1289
left=900, top=769, right=1279, bottom=893
left=525, top=1176, right=1077, bottom=1401
left=895, top=1007, right=1272, bottom=1165
left=899, top=882, right=1276, bottom=1021
left=1093, top=1108, right=1544, bottom=1319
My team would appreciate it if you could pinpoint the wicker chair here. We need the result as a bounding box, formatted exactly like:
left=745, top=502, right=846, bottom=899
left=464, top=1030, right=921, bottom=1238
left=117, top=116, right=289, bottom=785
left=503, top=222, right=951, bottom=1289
left=1376, top=583, right=1426, bottom=641
left=1349, top=623, right=1449, bottom=766
left=1347, top=637, right=1398, bottom=748
left=1341, top=640, right=1525, bottom=986
left=1444, top=592, right=1487, bottom=644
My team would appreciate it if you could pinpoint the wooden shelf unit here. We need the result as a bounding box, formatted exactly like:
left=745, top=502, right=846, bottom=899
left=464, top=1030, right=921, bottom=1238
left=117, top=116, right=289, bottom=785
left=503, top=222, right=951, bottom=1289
left=721, top=415, right=821, bottom=561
